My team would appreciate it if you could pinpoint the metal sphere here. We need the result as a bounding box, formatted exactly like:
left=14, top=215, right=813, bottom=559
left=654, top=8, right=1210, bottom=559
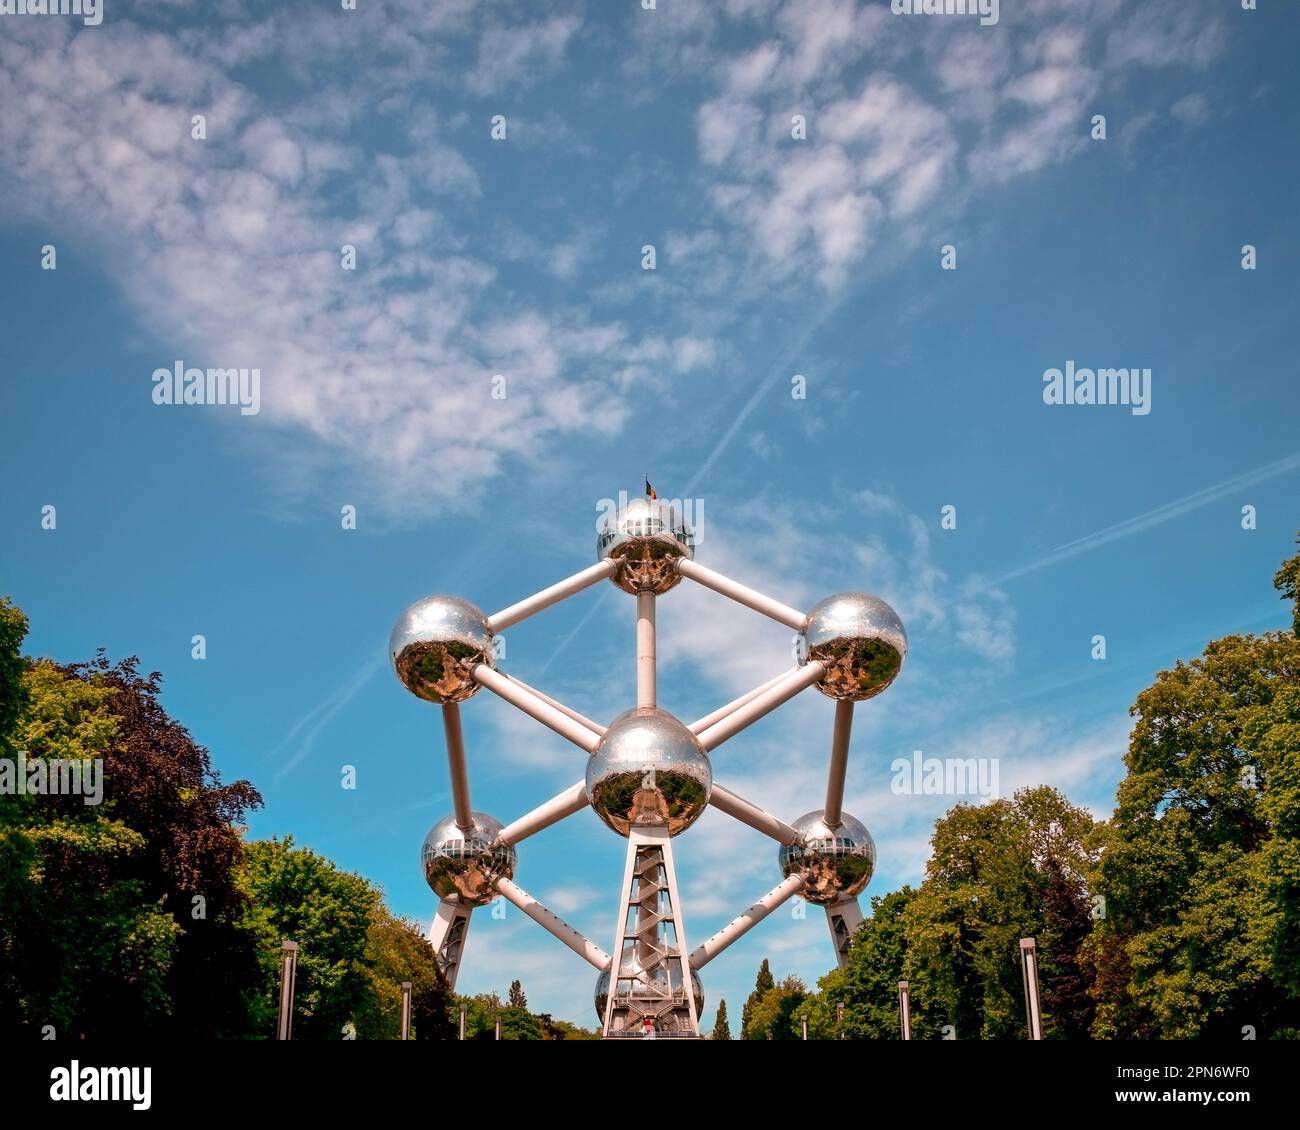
left=801, top=592, right=907, bottom=701
left=596, top=496, right=695, bottom=594
left=421, top=811, right=515, bottom=906
left=779, top=810, right=875, bottom=905
left=390, top=595, right=494, bottom=703
left=595, top=964, right=704, bottom=1023
left=585, top=707, right=711, bottom=836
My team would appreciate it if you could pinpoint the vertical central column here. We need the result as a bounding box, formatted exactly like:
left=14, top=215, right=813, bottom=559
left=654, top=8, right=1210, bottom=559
left=602, top=825, right=699, bottom=1038
left=636, top=591, right=656, bottom=709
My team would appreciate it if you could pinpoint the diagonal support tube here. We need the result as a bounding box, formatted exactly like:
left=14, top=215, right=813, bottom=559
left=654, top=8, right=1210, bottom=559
left=689, top=667, right=800, bottom=734
left=495, top=876, right=612, bottom=971
left=695, top=662, right=825, bottom=752
left=688, top=874, right=806, bottom=969
left=505, top=674, right=604, bottom=736
left=674, top=558, right=807, bottom=631
left=487, top=560, right=616, bottom=632
left=441, top=703, right=474, bottom=832
left=709, top=783, right=799, bottom=845
left=473, top=665, right=601, bottom=753
left=497, top=781, right=588, bottom=846
left=824, top=699, right=854, bottom=829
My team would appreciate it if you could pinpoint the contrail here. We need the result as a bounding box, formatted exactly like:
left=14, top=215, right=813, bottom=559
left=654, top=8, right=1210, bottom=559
left=990, top=450, right=1300, bottom=585
left=271, top=652, right=386, bottom=783
left=685, top=302, right=844, bottom=496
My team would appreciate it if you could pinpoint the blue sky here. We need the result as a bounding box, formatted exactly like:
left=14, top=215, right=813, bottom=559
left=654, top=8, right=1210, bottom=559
left=1, top=0, right=1298, bottom=1029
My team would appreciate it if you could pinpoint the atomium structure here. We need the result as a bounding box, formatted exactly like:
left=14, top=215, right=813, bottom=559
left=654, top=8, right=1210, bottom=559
left=391, top=495, right=906, bottom=1039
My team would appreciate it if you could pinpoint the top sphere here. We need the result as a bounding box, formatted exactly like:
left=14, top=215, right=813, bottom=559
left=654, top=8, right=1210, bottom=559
left=597, top=497, right=695, bottom=594
left=585, top=707, right=711, bottom=836
left=390, top=595, right=494, bottom=703
left=801, top=592, right=907, bottom=701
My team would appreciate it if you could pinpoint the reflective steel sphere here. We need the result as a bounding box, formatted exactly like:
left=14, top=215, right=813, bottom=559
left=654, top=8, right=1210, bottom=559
left=390, top=595, right=494, bottom=703
left=421, top=811, right=515, bottom=906
left=779, top=810, right=875, bottom=905
left=597, top=497, right=695, bottom=594
left=585, top=707, right=711, bottom=836
left=595, top=963, right=704, bottom=1022
left=801, top=592, right=907, bottom=700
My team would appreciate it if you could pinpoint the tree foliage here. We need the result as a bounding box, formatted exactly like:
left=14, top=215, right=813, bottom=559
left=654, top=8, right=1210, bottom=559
left=711, top=998, right=731, bottom=1040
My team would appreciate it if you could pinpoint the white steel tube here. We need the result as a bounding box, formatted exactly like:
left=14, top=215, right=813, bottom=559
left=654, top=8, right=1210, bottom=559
left=442, top=703, right=474, bottom=832
left=472, top=665, right=601, bottom=752
left=674, top=558, right=807, bottom=631
left=688, top=874, right=805, bottom=969
left=709, top=782, right=799, bottom=845
left=487, top=560, right=616, bottom=632
left=505, top=674, right=604, bottom=735
left=696, top=662, right=825, bottom=752
left=497, top=781, right=589, bottom=846
left=823, top=699, right=854, bottom=829
left=689, top=668, right=798, bottom=734
left=494, top=876, right=612, bottom=971
left=637, top=591, right=655, bottom=709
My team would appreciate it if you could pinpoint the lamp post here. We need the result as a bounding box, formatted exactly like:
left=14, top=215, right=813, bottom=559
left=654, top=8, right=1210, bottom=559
left=276, top=940, right=298, bottom=1041
left=1020, top=938, right=1043, bottom=1040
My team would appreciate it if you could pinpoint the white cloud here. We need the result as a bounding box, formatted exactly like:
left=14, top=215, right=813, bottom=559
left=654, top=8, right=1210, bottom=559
left=679, top=0, right=1226, bottom=286
left=1170, top=92, right=1211, bottom=127
left=467, top=15, right=582, bottom=96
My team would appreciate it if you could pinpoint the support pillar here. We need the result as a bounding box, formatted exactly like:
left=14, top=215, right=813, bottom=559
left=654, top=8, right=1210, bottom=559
left=602, top=826, right=699, bottom=1038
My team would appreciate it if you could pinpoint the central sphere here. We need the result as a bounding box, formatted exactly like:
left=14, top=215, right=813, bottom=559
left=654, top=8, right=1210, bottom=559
left=585, top=707, right=711, bottom=836
left=421, top=811, right=515, bottom=906
left=390, top=595, right=494, bottom=704
left=596, top=497, right=695, bottom=594
left=778, top=810, right=875, bottom=905
left=801, top=592, right=907, bottom=701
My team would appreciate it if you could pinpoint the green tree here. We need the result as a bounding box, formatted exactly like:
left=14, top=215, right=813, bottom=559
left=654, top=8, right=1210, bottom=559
left=508, top=978, right=527, bottom=1009
left=806, top=887, right=916, bottom=1039
left=745, top=975, right=808, bottom=1040
left=0, top=599, right=456, bottom=1040
left=543, top=1017, right=600, bottom=1040
left=0, top=654, right=179, bottom=1036
left=70, top=653, right=265, bottom=1037
left=354, top=906, right=453, bottom=1040
left=451, top=992, right=503, bottom=1040
left=498, top=1005, right=543, bottom=1040
left=0, top=598, right=29, bottom=754
left=1088, top=539, right=1300, bottom=1038
left=1274, top=532, right=1300, bottom=637
left=239, top=837, right=378, bottom=1039
left=711, top=998, right=731, bottom=1040
left=741, top=957, right=775, bottom=1038
left=1089, top=620, right=1300, bottom=1037
left=902, top=787, right=1101, bottom=1040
